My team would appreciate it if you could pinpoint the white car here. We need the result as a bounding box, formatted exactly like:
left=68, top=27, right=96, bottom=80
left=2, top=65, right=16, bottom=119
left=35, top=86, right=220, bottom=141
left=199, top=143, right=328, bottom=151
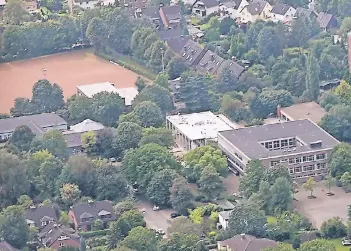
left=342, top=239, right=351, bottom=246
left=156, top=229, right=165, bottom=235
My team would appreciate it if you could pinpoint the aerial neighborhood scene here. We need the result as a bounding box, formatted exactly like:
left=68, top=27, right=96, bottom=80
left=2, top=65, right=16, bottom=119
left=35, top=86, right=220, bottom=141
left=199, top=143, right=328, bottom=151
left=0, top=0, right=351, bottom=249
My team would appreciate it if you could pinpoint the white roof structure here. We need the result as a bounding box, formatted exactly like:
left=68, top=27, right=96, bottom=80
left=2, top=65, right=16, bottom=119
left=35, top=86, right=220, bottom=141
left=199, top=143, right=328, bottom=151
left=76, top=82, right=118, bottom=98
left=70, top=119, right=104, bottom=133
left=0, top=0, right=6, bottom=6
left=166, top=111, right=233, bottom=141
left=76, top=83, right=138, bottom=106
left=114, top=87, right=139, bottom=106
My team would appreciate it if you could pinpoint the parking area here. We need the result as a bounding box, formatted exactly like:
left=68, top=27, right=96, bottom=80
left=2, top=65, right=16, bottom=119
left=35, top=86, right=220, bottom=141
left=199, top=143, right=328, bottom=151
left=293, top=181, right=351, bottom=228
left=137, top=201, right=175, bottom=233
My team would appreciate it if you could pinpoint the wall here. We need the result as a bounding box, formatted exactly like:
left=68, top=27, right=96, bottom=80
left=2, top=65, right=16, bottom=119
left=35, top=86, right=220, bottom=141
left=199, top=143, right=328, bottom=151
left=219, top=214, right=228, bottom=230
left=73, top=0, right=98, bottom=9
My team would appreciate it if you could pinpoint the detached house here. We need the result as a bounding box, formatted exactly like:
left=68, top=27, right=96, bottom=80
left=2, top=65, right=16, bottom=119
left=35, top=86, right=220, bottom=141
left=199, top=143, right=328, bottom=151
left=69, top=200, right=115, bottom=231
left=196, top=50, right=225, bottom=75
left=38, top=223, right=80, bottom=249
left=25, top=205, right=58, bottom=229
left=239, top=0, right=272, bottom=23
left=179, top=39, right=207, bottom=67
left=218, top=234, right=278, bottom=251
left=192, top=0, right=221, bottom=17
left=294, top=7, right=318, bottom=19
left=269, top=3, right=296, bottom=23
left=317, top=12, right=337, bottom=32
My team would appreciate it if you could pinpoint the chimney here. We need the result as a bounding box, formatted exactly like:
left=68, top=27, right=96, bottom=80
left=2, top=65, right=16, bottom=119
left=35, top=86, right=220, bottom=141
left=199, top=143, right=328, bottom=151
left=241, top=233, right=246, bottom=239
left=348, top=32, right=351, bottom=73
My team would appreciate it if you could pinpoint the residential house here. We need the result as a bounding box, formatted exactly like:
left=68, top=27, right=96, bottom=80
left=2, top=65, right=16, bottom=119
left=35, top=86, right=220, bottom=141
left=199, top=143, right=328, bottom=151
left=38, top=223, right=80, bottom=249
left=192, top=0, right=221, bottom=17
left=120, top=0, right=146, bottom=9
left=294, top=7, right=318, bottom=19
left=0, top=242, right=19, bottom=251
left=63, top=119, right=105, bottom=155
left=24, top=0, right=38, bottom=13
left=218, top=210, right=232, bottom=230
left=69, top=200, right=116, bottom=231
left=187, top=26, right=205, bottom=40
left=0, top=0, right=6, bottom=8
left=25, top=204, right=59, bottom=229
left=269, top=3, right=296, bottom=23
left=218, top=119, right=339, bottom=181
left=72, top=0, right=115, bottom=9
left=219, top=0, right=249, bottom=19
left=165, top=35, right=191, bottom=54
left=158, top=28, right=183, bottom=40
left=160, top=5, right=182, bottom=29
left=179, top=39, right=207, bottom=66
left=217, top=59, right=245, bottom=79
left=196, top=50, right=225, bottom=75
left=218, top=234, right=278, bottom=251
left=136, top=6, right=161, bottom=27
left=238, top=0, right=272, bottom=23
left=0, top=113, right=67, bottom=142
left=317, top=12, right=337, bottom=32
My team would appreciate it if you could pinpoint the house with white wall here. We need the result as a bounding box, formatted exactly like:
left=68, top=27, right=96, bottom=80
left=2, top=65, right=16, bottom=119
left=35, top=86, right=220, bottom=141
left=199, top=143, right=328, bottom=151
left=218, top=0, right=249, bottom=19
left=269, top=3, right=296, bottom=23
left=72, top=0, right=115, bottom=9
left=238, top=0, right=272, bottom=23
left=192, top=0, right=220, bottom=17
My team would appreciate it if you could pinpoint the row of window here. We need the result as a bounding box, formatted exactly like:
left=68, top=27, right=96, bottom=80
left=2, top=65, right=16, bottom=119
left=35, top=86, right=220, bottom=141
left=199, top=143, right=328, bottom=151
left=262, top=138, right=296, bottom=151
left=294, top=171, right=328, bottom=179
left=270, top=153, right=326, bottom=167
left=289, top=163, right=327, bottom=174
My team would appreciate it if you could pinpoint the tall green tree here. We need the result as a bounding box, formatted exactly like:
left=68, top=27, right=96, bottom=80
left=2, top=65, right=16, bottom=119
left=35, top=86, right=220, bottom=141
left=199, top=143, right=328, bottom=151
left=227, top=202, right=267, bottom=237
left=120, top=226, right=159, bottom=251
left=0, top=206, right=29, bottom=249
left=30, top=130, right=68, bottom=159
left=95, top=128, right=117, bottom=158
left=239, top=159, right=265, bottom=198
left=134, top=101, right=164, bottom=127
left=170, top=177, right=193, bottom=215
left=159, top=232, right=201, bottom=251
left=2, top=0, right=30, bottom=25
left=258, top=27, right=283, bottom=60
left=298, top=239, right=336, bottom=251
left=86, top=17, right=107, bottom=50
left=146, top=169, right=178, bottom=206
left=92, top=92, right=125, bottom=126
left=113, top=122, right=142, bottom=153
left=140, top=127, right=174, bottom=148
left=37, top=156, right=64, bottom=197
left=122, top=143, right=180, bottom=189
left=9, top=125, right=35, bottom=152
left=305, top=53, right=320, bottom=101
left=198, top=166, right=225, bottom=200
left=31, top=79, right=65, bottom=113
left=328, top=143, right=351, bottom=178
left=269, top=177, right=293, bottom=213
left=167, top=57, right=189, bottom=80
left=67, top=96, right=93, bottom=124
left=0, top=150, right=29, bottom=209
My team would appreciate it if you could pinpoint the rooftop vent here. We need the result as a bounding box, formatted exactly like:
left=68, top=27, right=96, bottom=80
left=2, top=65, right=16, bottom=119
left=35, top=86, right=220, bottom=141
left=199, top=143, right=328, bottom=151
left=310, top=140, right=322, bottom=148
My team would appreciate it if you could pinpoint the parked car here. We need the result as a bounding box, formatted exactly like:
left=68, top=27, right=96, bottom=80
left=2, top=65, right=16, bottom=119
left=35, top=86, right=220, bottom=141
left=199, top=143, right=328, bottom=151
left=342, top=238, right=351, bottom=246
left=156, top=229, right=165, bottom=235
left=153, top=205, right=160, bottom=211
left=170, top=212, right=181, bottom=218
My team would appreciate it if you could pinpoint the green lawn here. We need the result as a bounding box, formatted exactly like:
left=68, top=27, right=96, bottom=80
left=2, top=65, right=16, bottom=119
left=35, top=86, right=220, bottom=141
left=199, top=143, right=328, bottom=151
left=266, top=216, right=278, bottom=224
left=327, top=238, right=349, bottom=251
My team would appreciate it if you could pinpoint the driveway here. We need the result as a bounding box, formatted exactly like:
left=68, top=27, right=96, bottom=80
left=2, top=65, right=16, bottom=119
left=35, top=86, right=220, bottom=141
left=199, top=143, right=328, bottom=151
left=137, top=201, right=175, bottom=233
left=293, top=181, right=351, bottom=228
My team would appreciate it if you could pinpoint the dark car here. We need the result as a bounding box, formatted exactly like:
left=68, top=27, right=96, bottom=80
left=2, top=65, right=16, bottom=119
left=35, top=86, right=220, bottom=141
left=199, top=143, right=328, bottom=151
left=170, top=212, right=181, bottom=219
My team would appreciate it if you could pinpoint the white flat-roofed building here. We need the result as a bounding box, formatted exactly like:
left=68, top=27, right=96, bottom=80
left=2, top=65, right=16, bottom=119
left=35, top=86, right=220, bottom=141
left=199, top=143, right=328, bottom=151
left=166, top=111, right=234, bottom=151
left=76, top=83, right=138, bottom=106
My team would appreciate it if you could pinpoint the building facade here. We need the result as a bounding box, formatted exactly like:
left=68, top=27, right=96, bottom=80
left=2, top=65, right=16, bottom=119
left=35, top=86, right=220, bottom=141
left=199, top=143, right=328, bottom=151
left=218, top=119, right=339, bottom=181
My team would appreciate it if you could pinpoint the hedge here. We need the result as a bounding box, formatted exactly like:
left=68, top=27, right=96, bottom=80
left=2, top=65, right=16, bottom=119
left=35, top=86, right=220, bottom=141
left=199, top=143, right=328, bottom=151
left=79, top=229, right=110, bottom=238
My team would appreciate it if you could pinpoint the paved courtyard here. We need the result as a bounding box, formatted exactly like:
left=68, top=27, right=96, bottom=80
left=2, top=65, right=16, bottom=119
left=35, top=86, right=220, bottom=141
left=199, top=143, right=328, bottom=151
left=293, top=181, right=351, bottom=228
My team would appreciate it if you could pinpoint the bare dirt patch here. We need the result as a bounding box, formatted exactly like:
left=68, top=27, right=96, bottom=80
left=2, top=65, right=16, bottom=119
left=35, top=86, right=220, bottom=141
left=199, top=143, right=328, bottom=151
left=0, top=50, right=140, bottom=113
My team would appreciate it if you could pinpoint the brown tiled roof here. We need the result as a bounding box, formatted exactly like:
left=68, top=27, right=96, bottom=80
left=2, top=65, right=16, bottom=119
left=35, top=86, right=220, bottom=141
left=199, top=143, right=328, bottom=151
left=218, top=235, right=278, bottom=251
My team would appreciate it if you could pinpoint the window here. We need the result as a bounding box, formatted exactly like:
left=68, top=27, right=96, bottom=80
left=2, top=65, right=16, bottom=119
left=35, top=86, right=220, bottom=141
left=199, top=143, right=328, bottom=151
left=296, top=157, right=302, bottom=163
left=288, top=138, right=295, bottom=147
left=271, top=160, right=280, bottom=167
left=316, top=153, right=326, bottom=160
left=288, top=158, right=295, bottom=164
left=289, top=167, right=294, bottom=174
left=59, top=243, right=64, bottom=247
left=294, top=166, right=302, bottom=173
left=303, top=165, right=314, bottom=172
left=281, top=139, right=288, bottom=148
left=273, top=140, right=280, bottom=149
left=267, top=142, right=273, bottom=150
left=303, top=155, right=314, bottom=163
left=41, top=221, right=47, bottom=227
left=316, top=163, right=326, bottom=169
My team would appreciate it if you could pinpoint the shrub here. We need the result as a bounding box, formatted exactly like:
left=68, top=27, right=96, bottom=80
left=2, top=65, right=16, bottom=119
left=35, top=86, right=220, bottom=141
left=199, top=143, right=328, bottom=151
left=320, top=217, right=347, bottom=239
left=79, top=229, right=110, bottom=238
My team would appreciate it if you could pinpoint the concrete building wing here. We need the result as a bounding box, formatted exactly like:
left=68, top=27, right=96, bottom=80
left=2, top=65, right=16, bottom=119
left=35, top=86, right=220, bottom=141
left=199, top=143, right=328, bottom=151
left=280, top=102, right=326, bottom=123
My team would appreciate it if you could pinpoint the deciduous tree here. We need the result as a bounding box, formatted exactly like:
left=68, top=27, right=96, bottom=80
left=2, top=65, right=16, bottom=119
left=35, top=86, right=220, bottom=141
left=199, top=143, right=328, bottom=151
left=170, top=177, right=193, bottom=215
left=2, top=0, right=30, bottom=25
left=120, top=226, right=159, bottom=251
left=198, top=166, right=225, bottom=200
left=239, top=159, right=265, bottom=198
left=298, top=239, right=336, bottom=251
left=302, top=177, right=316, bottom=198
left=113, top=122, right=142, bottom=153
left=134, top=101, right=164, bottom=127
left=305, top=53, right=320, bottom=101
left=9, top=125, right=35, bottom=152
left=140, top=127, right=174, bottom=148
left=30, top=130, right=68, bottom=159
left=60, top=183, right=81, bottom=206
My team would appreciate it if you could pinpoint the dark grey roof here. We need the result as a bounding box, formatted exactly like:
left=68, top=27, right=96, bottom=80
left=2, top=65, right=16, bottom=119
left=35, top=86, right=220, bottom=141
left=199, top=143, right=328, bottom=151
left=218, top=235, right=278, bottom=251
left=197, top=0, right=221, bottom=8
left=233, top=0, right=242, bottom=9
left=317, top=12, right=334, bottom=28
left=217, top=60, right=245, bottom=79
left=62, top=131, right=83, bottom=148
left=196, top=50, right=225, bottom=75
left=25, top=205, right=58, bottom=228
left=161, top=5, right=181, bottom=21
left=39, top=223, right=79, bottom=248
left=0, top=242, right=19, bottom=251
left=246, top=0, right=267, bottom=15
left=165, top=35, right=191, bottom=53
left=142, top=6, right=160, bottom=19
left=271, top=3, right=292, bottom=15
left=295, top=7, right=317, bottom=18
left=71, top=200, right=115, bottom=226
left=219, top=119, right=339, bottom=159
left=179, top=40, right=207, bottom=66
left=0, top=113, right=67, bottom=135
left=157, top=28, right=183, bottom=40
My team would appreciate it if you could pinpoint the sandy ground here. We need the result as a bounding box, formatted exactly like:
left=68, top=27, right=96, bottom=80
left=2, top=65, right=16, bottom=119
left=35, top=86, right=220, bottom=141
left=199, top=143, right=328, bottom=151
left=293, top=181, right=351, bottom=228
left=0, top=50, right=140, bottom=113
